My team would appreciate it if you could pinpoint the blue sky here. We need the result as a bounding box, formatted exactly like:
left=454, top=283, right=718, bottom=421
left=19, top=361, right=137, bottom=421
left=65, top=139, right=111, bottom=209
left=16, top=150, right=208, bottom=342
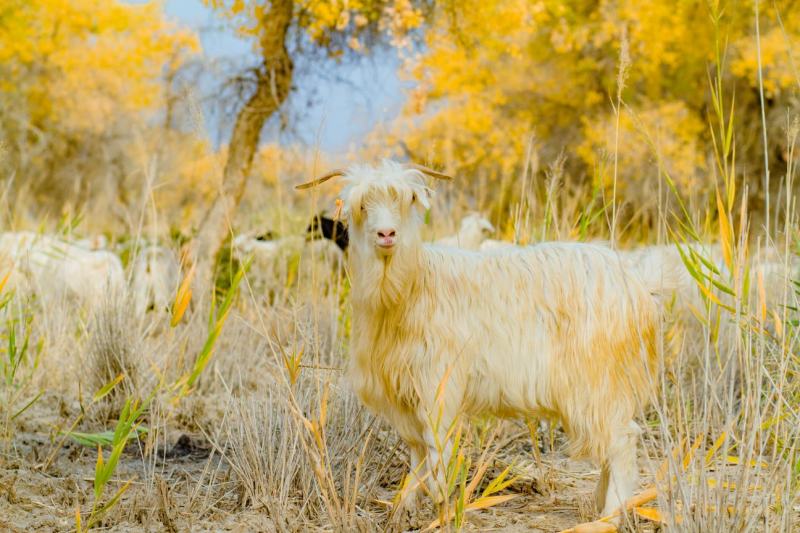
left=135, top=0, right=407, bottom=152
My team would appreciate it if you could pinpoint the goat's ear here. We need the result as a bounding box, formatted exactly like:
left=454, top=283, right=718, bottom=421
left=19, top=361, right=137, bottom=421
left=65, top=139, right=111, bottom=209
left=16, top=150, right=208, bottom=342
left=414, top=186, right=433, bottom=210
left=346, top=195, right=362, bottom=223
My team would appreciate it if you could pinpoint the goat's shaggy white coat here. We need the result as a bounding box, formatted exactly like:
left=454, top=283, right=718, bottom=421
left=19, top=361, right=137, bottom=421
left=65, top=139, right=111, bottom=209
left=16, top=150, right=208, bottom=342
left=479, top=238, right=516, bottom=251
left=621, top=244, right=711, bottom=310
left=335, top=161, right=660, bottom=516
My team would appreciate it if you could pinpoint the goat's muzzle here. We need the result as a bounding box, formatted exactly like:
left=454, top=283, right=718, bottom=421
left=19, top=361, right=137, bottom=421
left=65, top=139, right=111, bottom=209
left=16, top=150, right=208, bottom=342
left=375, top=228, right=397, bottom=254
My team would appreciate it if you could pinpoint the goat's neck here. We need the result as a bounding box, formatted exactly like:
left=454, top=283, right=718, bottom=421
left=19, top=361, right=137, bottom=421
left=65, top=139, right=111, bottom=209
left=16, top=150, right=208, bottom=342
left=349, top=243, right=423, bottom=311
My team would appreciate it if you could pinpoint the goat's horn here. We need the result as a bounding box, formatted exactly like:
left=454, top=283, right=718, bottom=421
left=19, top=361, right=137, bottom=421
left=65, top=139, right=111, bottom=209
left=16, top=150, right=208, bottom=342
left=295, top=169, right=346, bottom=190
left=406, top=163, right=453, bottom=181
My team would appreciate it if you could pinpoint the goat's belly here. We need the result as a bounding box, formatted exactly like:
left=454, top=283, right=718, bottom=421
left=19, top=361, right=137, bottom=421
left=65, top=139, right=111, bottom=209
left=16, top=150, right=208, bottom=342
left=463, top=350, right=552, bottom=418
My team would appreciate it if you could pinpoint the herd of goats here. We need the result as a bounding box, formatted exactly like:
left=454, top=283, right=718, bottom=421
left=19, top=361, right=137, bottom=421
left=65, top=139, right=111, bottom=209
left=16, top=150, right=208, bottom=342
left=1, top=159, right=797, bottom=521
left=0, top=192, right=510, bottom=315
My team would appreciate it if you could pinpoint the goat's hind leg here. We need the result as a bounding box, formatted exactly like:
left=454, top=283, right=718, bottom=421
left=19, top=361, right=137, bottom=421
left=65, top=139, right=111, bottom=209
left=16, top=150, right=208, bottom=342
left=599, top=421, right=641, bottom=517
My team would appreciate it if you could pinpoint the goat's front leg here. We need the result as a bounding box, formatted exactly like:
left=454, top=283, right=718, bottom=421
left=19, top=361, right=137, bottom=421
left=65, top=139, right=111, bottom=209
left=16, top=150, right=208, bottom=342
left=399, top=442, right=427, bottom=505
left=390, top=442, right=428, bottom=529
left=421, top=414, right=455, bottom=504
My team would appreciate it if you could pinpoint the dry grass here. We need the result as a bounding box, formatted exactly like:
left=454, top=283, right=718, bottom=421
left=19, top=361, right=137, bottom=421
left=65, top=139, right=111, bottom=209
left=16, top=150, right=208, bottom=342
left=0, top=183, right=796, bottom=532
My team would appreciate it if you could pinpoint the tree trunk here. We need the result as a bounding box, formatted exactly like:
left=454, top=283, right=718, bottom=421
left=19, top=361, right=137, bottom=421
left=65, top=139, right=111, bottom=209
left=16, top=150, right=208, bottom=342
left=187, top=0, right=294, bottom=299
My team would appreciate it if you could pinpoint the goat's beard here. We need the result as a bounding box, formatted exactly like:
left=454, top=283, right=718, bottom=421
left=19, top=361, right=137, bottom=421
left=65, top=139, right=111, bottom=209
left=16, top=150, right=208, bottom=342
left=350, top=238, right=421, bottom=309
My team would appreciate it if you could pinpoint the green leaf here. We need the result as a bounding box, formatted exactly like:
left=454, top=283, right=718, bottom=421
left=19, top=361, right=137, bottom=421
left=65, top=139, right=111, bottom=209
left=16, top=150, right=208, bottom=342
left=92, top=374, right=125, bottom=403
left=12, top=390, right=44, bottom=420
left=66, top=427, right=148, bottom=448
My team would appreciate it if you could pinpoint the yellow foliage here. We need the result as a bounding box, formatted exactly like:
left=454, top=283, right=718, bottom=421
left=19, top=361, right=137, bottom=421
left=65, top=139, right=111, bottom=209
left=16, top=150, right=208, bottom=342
left=205, top=0, right=422, bottom=54
left=732, top=28, right=800, bottom=97
left=0, top=0, right=199, bottom=132
left=0, top=0, right=202, bottom=229
left=395, top=0, right=800, bottom=219
left=578, top=101, right=707, bottom=197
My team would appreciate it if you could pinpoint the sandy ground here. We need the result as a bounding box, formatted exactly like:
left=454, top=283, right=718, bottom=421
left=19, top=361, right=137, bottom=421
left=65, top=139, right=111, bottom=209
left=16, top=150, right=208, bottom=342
left=0, top=407, right=658, bottom=532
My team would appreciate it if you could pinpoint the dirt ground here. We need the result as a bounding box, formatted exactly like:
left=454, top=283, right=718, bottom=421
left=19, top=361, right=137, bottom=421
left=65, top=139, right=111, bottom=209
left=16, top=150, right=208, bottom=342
left=0, top=404, right=657, bottom=532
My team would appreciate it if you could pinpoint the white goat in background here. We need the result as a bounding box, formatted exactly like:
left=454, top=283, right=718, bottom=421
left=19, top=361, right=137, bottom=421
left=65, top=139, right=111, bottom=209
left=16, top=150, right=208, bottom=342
left=297, top=160, right=662, bottom=517
left=620, top=242, right=798, bottom=319
left=131, top=245, right=181, bottom=314
left=435, top=212, right=495, bottom=250
left=232, top=232, right=344, bottom=297
left=0, top=231, right=124, bottom=305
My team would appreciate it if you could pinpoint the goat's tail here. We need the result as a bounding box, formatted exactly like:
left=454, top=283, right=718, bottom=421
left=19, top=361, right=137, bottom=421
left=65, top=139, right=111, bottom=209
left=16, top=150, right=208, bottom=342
left=640, top=262, right=690, bottom=299
left=619, top=247, right=694, bottom=303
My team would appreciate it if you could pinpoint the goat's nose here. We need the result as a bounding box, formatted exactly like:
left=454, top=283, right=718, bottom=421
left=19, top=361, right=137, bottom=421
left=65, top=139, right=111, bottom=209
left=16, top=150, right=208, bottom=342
left=376, top=228, right=396, bottom=238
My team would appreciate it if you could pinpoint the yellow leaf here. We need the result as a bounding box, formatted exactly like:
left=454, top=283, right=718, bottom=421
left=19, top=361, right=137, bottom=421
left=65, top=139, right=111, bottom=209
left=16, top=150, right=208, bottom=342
left=464, top=493, right=517, bottom=511
left=771, top=310, right=783, bottom=338
left=171, top=264, right=195, bottom=327
left=0, top=270, right=11, bottom=294
left=757, top=270, right=767, bottom=322
left=696, top=281, right=734, bottom=312
left=634, top=506, right=666, bottom=523
left=716, top=188, right=732, bottom=269
left=319, top=383, right=329, bottom=430
left=704, top=431, right=727, bottom=465
left=726, top=455, right=769, bottom=468
left=464, top=460, right=490, bottom=501
left=707, top=478, right=755, bottom=491
left=683, top=434, right=704, bottom=470
left=609, top=487, right=658, bottom=519
left=425, top=494, right=517, bottom=530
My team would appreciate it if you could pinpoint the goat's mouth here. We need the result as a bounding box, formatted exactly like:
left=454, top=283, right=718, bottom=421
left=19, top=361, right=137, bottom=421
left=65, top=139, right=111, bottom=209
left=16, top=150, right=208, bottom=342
left=375, top=239, right=397, bottom=253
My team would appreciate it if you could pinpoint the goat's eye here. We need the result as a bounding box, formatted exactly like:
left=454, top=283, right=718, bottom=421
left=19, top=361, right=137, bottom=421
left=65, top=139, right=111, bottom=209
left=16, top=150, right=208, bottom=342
left=411, top=193, right=417, bottom=204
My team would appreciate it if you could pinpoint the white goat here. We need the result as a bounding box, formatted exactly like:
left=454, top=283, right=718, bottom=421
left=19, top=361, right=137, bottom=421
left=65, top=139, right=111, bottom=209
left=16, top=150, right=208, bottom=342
left=232, top=232, right=344, bottom=292
left=231, top=234, right=298, bottom=291
left=621, top=244, right=712, bottom=311
left=619, top=242, right=797, bottom=319
left=0, top=231, right=124, bottom=305
left=297, top=161, right=661, bottom=517
left=435, top=213, right=495, bottom=250
left=131, top=245, right=181, bottom=314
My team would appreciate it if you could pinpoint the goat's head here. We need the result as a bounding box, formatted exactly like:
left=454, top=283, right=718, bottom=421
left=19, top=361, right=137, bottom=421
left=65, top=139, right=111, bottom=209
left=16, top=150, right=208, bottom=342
left=461, top=213, right=495, bottom=238
left=296, top=160, right=451, bottom=259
